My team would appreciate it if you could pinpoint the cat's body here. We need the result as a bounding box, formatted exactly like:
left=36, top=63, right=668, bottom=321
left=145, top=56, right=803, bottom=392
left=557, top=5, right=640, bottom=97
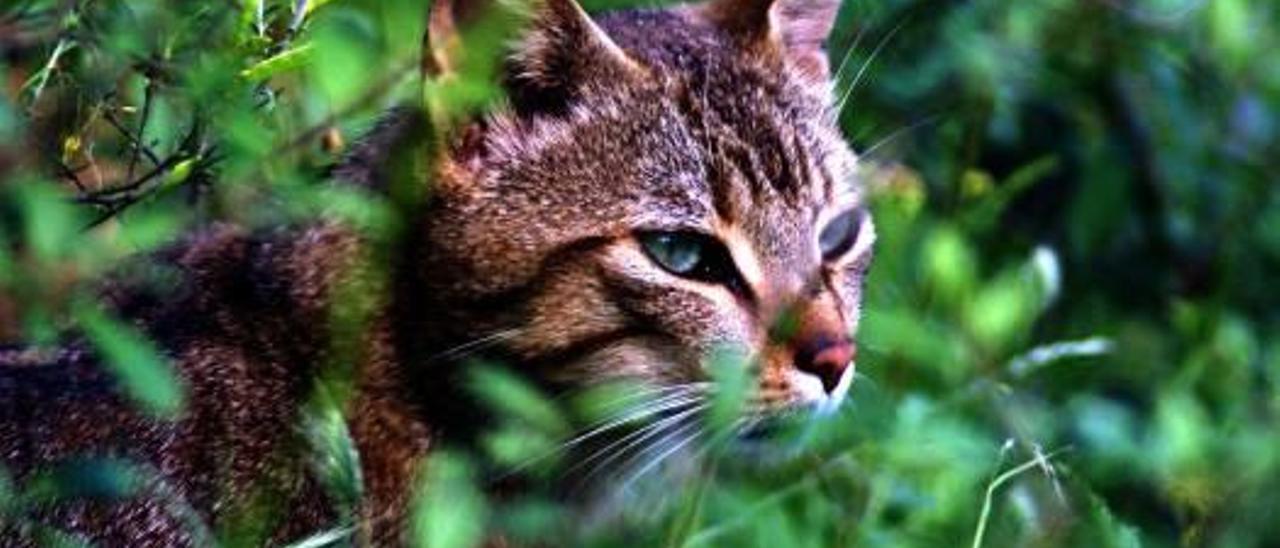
left=0, top=0, right=874, bottom=545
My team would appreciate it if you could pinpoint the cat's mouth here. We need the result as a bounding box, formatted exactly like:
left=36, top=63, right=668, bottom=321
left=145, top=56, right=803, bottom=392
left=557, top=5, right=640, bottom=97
left=735, top=414, right=786, bottom=441
left=734, top=367, right=856, bottom=442
left=770, top=356, right=857, bottom=416
left=814, top=358, right=857, bottom=415
left=722, top=408, right=811, bottom=459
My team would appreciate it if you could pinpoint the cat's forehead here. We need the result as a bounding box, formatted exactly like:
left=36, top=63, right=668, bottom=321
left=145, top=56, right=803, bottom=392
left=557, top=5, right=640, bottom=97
left=487, top=74, right=853, bottom=223
left=472, top=4, right=858, bottom=265
left=602, top=8, right=858, bottom=209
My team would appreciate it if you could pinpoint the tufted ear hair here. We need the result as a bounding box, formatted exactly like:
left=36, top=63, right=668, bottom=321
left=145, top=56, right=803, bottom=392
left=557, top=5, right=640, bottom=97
left=506, top=0, right=647, bottom=114
left=424, top=0, right=645, bottom=119
left=699, top=0, right=842, bottom=80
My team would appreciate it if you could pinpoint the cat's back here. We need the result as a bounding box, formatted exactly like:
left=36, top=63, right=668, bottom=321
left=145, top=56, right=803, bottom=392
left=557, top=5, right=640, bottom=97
left=0, top=223, right=361, bottom=546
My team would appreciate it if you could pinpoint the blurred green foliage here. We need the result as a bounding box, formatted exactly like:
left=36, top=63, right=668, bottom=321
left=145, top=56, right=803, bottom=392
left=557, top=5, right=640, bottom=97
left=1, top=0, right=1278, bottom=546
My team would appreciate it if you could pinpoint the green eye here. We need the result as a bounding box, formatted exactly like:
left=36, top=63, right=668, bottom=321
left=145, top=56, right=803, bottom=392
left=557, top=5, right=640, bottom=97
left=638, top=231, right=744, bottom=290
left=818, top=208, right=864, bottom=260
left=640, top=233, right=705, bottom=275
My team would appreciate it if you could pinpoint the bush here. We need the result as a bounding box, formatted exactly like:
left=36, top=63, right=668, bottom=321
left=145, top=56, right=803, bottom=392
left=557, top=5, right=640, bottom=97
left=1, top=0, right=1277, bottom=546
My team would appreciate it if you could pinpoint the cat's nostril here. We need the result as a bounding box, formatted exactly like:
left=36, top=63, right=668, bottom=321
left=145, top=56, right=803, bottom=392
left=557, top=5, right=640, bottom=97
left=795, top=339, right=855, bottom=394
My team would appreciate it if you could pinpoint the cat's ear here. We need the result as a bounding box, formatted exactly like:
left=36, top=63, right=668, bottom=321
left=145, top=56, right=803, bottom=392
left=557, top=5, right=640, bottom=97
left=422, top=0, right=486, bottom=81
left=506, top=0, right=647, bottom=114
left=424, top=0, right=645, bottom=118
left=700, top=0, right=841, bottom=80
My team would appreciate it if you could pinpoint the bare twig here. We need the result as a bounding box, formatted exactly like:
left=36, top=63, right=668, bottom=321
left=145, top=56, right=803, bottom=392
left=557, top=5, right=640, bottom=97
left=102, top=108, right=162, bottom=168
left=125, top=76, right=157, bottom=185
left=971, top=446, right=1073, bottom=548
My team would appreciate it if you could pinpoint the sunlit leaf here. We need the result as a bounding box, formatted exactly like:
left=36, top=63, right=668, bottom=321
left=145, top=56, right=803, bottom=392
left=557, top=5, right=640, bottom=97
left=705, top=345, right=751, bottom=435
left=19, top=182, right=79, bottom=261
left=240, top=43, right=315, bottom=83
left=468, top=365, right=568, bottom=436
left=410, top=452, right=487, bottom=548
left=1008, top=337, right=1112, bottom=378
left=922, top=224, right=977, bottom=307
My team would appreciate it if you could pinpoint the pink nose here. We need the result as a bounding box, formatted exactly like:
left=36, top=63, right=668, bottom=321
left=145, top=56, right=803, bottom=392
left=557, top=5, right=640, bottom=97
left=795, top=338, right=856, bottom=393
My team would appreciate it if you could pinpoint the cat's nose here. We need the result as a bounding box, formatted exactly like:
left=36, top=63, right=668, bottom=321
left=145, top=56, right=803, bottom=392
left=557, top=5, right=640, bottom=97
left=795, top=336, right=856, bottom=394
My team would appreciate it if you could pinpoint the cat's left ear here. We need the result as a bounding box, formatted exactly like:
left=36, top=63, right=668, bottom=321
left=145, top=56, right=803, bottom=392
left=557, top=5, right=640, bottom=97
left=424, top=0, right=645, bottom=120
left=700, top=0, right=842, bottom=80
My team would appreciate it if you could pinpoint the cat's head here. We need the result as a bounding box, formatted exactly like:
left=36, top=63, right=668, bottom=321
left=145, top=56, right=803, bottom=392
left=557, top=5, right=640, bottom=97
left=418, top=0, right=872, bottom=418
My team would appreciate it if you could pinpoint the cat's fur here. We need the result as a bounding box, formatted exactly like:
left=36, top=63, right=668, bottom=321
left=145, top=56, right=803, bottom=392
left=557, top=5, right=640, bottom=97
left=0, top=0, right=873, bottom=544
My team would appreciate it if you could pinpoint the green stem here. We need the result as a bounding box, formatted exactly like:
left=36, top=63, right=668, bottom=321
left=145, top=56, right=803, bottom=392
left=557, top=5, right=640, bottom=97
left=971, top=447, right=1070, bottom=548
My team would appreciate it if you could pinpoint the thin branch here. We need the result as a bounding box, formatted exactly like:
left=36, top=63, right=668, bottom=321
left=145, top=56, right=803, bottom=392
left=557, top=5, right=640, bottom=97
left=971, top=446, right=1073, bottom=548
left=50, top=157, right=87, bottom=193
left=125, top=76, right=157, bottom=184
left=103, top=108, right=162, bottom=167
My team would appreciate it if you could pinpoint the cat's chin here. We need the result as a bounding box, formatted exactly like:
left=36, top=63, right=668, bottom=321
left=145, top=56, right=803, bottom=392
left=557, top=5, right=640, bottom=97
left=815, top=360, right=857, bottom=415
left=727, top=398, right=843, bottom=457
left=789, top=358, right=856, bottom=414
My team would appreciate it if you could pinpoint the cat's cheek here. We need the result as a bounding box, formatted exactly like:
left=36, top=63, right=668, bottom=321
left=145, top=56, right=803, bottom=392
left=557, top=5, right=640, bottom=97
left=603, top=244, right=753, bottom=323
left=822, top=266, right=863, bottom=328
left=596, top=242, right=759, bottom=360
left=545, top=338, right=698, bottom=385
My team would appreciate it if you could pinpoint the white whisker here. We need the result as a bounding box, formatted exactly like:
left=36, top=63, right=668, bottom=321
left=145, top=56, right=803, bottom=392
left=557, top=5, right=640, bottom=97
left=426, top=328, right=521, bottom=364
left=562, top=392, right=702, bottom=452
left=618, top=422, right=705, bottom=494
left=830, top=17, right=872, bottom=89
left=836, top=17, right=911, bottom=117
left=575, top=403, right=708, bottom=485
left=568, top=383, right=710, bottom=442
left=733, top=414, right=765, bottom=436
left=858, top=115, right=943, bottom=162
left=586, top=381, right=713, bottom=413
left=499, top=389, right=705, bottom=478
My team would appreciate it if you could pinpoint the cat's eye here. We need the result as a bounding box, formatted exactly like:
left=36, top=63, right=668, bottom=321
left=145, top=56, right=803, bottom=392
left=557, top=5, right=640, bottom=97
left=641, top=233, right=704, bottom=274
left=638, top=232, right=743, bottom=288
left=818, top=208, right=865, bottom=261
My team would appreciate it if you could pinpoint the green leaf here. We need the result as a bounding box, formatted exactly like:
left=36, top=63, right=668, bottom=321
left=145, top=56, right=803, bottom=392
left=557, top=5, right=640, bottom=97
left=1208, top=0, right=1252, bottom=69
left=304, top=0, right=337, bottom=17
left=159, top=157, right=197, bottom=193
left=302, top=398, right=364, bottom=511
left=410, top=452, right=487, bottom=548
left=113, top=209, right=183, bottom=253
left=19, top=181, right=79, bottom=261
left=281, top=527, right=356, bottom=548
left=0, top=465, right=13, bottom=513
left=481, top=426, right=557, bottom=468
left=240, top=43, right=315, bottom=83
left=706, top=345, right=751, bottom=435
left=965, top=274, right=1035, bottom=353
left=922, top=224, right=978, bottom=306
left=76, top=301, right=185, bottom=418
left=24, top=458, right=143, bottom=503
left=29, top=524, right=94, bottom=548
left=467, top=365, right=568, bottom=436
left=961, top=156, right=1059, bottom=234
left=1008, top=337, right=1112, bottom=378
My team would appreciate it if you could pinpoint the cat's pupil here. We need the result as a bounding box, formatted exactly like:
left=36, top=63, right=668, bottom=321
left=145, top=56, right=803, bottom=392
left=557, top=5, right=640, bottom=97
left=818, top=209, right=863, bottom=260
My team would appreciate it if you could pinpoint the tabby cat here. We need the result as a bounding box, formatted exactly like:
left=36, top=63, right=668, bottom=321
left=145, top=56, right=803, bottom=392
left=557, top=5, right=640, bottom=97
left=0, top=0, right=874, bottom=544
